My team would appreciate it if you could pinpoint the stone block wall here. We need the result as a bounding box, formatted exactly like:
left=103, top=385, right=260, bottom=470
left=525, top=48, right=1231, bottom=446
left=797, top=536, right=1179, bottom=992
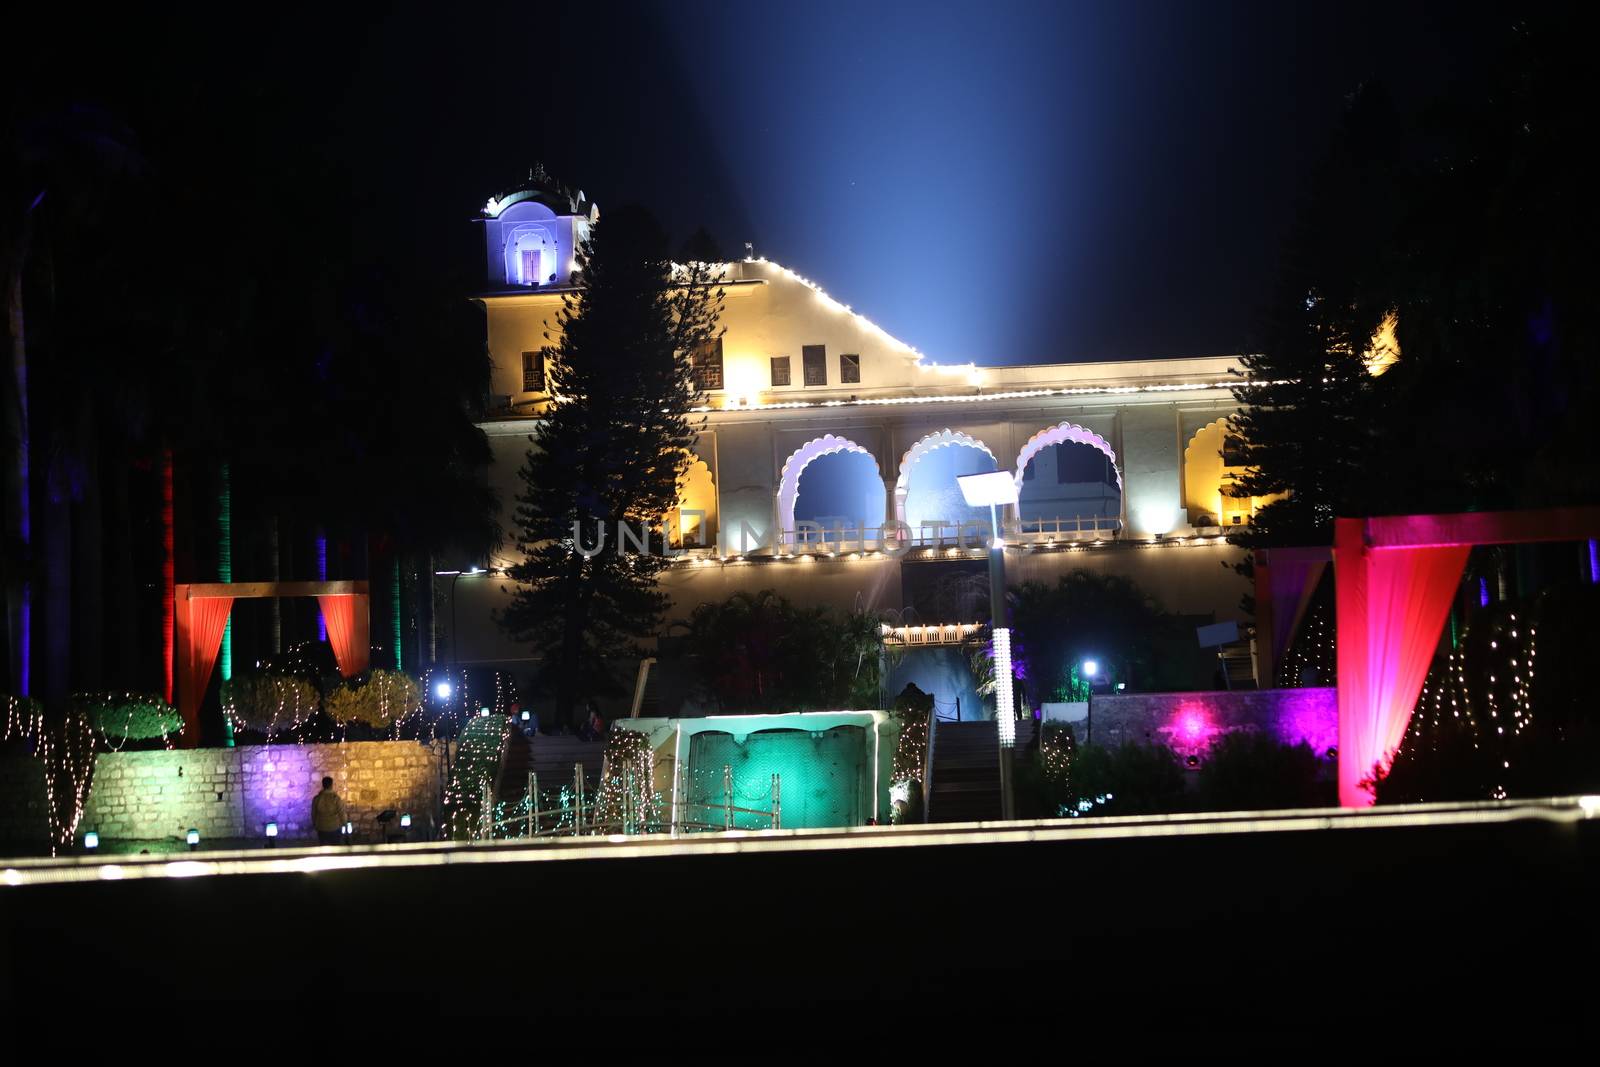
left=1081, top=688, right=1338, bottom=758
left=80, top=741, right=447, bottom=843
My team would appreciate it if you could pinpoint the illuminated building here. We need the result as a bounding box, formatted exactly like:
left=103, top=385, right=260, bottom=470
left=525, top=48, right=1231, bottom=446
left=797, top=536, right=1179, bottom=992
left=460, top=172, right=1271, bottom=692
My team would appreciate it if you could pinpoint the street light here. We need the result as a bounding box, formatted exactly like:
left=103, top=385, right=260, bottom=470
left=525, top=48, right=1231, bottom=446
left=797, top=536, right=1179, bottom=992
left=957, top=469, right=1020, bottom=820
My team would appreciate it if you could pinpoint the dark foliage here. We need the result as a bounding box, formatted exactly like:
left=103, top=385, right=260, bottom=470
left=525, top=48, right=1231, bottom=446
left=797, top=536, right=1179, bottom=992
left=1230, top=15, right=1600, bottom=552
left=672, top=589, right=883, bottom=712
left=499, top=207, right=722, bottom=725
left=1196, top=733, right=1335, bottom=810
left=1008, top=570, right=1183, bottom=698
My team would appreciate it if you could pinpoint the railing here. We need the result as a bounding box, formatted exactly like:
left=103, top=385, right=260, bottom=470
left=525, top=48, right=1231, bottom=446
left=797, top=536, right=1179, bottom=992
left=1014, top=515, right=1123, bottom=540
left=922, top=709, right=938, bottom=824
left=485, top=762, right=782, bottom=840
left=773, top=515, right=1125, bottom=555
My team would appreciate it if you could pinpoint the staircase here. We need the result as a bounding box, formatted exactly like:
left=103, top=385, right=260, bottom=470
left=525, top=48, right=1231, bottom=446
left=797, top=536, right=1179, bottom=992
left=926, top=717, right=1034, bottom=823
left=496, top=730, right=609, bottom=819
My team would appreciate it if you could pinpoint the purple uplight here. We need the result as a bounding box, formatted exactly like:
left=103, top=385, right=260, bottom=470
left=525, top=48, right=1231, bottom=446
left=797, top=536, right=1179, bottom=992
left=1588, top=540, right=1599, bottom=585
left=1479, top=576, right=1490, bottom=607
left=316, top=533, right=328, bottom=641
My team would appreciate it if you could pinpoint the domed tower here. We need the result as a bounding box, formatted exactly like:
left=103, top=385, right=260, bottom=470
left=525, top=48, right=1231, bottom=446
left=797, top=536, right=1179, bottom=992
left=478, top=165, right=598, bottom=289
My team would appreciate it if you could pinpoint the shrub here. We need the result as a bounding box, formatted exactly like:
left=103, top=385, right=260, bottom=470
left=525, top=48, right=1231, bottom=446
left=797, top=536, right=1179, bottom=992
left=222, top=673, right=320, bottom=739
left=325, top=670, right=423, bottom=729
left=1195, top=732, right=1333, bottom=810
left=73, top=693, right=183, bottom=743
left=1015, top=720, right=1077, bottom=818
left=889, top=684, right=933, bottom=823
left=1068, top=741, right=1188, bottom=816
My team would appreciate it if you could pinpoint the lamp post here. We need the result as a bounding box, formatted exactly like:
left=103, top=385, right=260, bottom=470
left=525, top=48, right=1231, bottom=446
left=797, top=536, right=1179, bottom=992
left=957, top=469, right=1020, bottom=820
left=434, top=565, right=489, bottom=733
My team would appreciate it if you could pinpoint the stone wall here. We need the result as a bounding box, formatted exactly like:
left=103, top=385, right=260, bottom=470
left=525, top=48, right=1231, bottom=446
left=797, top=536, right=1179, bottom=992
left=80, top=741, right=447, bottom=843
left=1082, top=688, right=1337, bottom=758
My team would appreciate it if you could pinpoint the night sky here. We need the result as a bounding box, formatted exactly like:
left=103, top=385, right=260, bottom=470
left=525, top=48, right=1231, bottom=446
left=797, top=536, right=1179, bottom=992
left=15, top=1, right=1493, bottom=366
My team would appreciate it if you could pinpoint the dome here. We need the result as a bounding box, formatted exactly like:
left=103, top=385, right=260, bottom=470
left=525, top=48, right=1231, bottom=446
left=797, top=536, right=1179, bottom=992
left=480, top=164, right=595, bottom=220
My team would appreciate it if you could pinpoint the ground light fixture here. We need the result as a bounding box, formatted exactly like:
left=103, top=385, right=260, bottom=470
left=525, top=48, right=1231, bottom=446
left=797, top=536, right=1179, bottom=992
left=341, top=821, right=354, bottom=839
left=83, top=831, right=99, bottom=850
left=186, top=828, right=200, bottom=850
left=1082, top=659, right=1099, bottom=678
left=478, top=706, right=491, bottom=717
left=400, top=812, right=412, bottom=829
left=265, top=821, right=278, bottom=847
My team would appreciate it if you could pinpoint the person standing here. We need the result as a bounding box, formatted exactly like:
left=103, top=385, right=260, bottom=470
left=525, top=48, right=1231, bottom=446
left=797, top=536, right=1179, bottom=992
left=313, top=776, right=346, bottom=845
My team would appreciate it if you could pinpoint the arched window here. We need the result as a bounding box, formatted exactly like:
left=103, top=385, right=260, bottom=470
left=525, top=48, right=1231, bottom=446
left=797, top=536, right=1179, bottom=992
left=776, top=435, right=885, bottom=550
left=505, top=225, right=556, bottom=286
left=895, top=430, right=999, bottom=544
left=1014, top=422, right=1122, bottom=537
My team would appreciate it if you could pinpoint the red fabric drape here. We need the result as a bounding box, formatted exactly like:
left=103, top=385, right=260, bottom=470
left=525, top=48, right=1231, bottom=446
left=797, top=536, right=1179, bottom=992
left=318, top=594, right=371, bottom=677
left=177, top=594, right=233, bottom=745
left=1334, top=518, right=1469, bottom=806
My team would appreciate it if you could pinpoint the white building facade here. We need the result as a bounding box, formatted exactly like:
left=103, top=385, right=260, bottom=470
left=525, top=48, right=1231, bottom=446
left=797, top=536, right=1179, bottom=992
left=457, top=178, right=1264, bottom=694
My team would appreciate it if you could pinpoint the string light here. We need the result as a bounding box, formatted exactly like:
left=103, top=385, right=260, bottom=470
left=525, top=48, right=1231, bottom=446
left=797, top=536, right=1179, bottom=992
left=4, top=695, right=95, bottom=853
left=442, top=714, right=511, bottom=839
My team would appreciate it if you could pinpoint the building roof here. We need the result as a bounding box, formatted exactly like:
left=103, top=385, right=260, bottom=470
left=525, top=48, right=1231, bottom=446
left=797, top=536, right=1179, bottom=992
left=479, top=164, right=593, bottom=220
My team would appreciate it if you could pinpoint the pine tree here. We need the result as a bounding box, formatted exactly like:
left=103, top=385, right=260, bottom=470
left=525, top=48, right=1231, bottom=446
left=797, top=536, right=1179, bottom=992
left=499, top=207, right=723, bottom=726
left=1227, top=84, right=1402, bottom=550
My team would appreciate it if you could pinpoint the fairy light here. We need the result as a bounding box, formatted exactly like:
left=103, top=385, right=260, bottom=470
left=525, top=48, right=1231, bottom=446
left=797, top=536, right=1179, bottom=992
left=442, top=714, right=511, bottom=839
left=593, top=729, right=657, bottom=834
left=4, top=695, right=95, bottom=853
left=994, top=627, right=1016, bottom=747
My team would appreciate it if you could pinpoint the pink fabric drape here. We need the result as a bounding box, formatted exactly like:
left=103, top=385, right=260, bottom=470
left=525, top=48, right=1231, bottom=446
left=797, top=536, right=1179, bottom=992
left=177, top=594, right=233, bottom=745
left=1254, top=547, right=1330, bottom=685
left=318, top=594, right=371, bottom=677
left=1334, top=518, right=1468, bottom=806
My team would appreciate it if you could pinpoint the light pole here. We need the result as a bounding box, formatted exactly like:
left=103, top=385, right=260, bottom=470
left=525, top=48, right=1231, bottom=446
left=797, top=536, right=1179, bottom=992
left=957, top=469, right=1020, bottom=820
left=434, top=565, right=487, bottom=732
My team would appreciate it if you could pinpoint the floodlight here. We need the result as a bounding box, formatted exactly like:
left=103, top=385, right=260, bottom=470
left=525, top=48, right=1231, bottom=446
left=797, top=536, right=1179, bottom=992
left=956, top=470, right=1019, bottom=508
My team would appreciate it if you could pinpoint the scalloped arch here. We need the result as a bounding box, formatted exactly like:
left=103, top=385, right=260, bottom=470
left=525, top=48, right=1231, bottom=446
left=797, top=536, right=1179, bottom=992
left=671, top=452, right=718, bottom=548
left=893, top=430, right=999, bottom=528
left=1013, top=422, right=1122, bottom=491
left=1183, top=417, right=1231, bottom=461
left=775, top=434, right=883, bottom=541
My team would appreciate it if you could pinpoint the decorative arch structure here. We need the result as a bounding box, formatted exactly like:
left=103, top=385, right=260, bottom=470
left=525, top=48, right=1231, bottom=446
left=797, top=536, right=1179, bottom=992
left=174, top=581, right=369, bottom=748
left=776, top=434, right=883, bottom=549
left=1013, top=421, right=1122, bottom=493
left=1308, top=507, right=1600, bottom=806
left=894, top=429, right=999, bottom=530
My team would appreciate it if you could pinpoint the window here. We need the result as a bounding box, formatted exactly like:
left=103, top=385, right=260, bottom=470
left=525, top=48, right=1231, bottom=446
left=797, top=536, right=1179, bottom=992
left=691, top=337, right=724, bottom=391
left=522, top=350, right=546, bottom=392
left=770, top=355, right=791, bottom=387
left=803, top=345, right=827, bottom=386
left=506, top=225, right=556, bottom=287
left=1222, top=435, right=1246, bottom=467
left=840, top=352, right=861, bottom=384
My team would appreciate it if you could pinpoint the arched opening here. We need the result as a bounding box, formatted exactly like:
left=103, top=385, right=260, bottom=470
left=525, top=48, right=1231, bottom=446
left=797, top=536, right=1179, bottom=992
left=1184, top=419, right=1276, bottom=529
left=776, top=435, right=885, bottom=550
left=669, top=454, right=719, bottom=549
left=505, top=224, right=556, bottom=286
left=896, top=430, right=999, bottom=544
left=1014, top=422, right=1122, bottom=538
